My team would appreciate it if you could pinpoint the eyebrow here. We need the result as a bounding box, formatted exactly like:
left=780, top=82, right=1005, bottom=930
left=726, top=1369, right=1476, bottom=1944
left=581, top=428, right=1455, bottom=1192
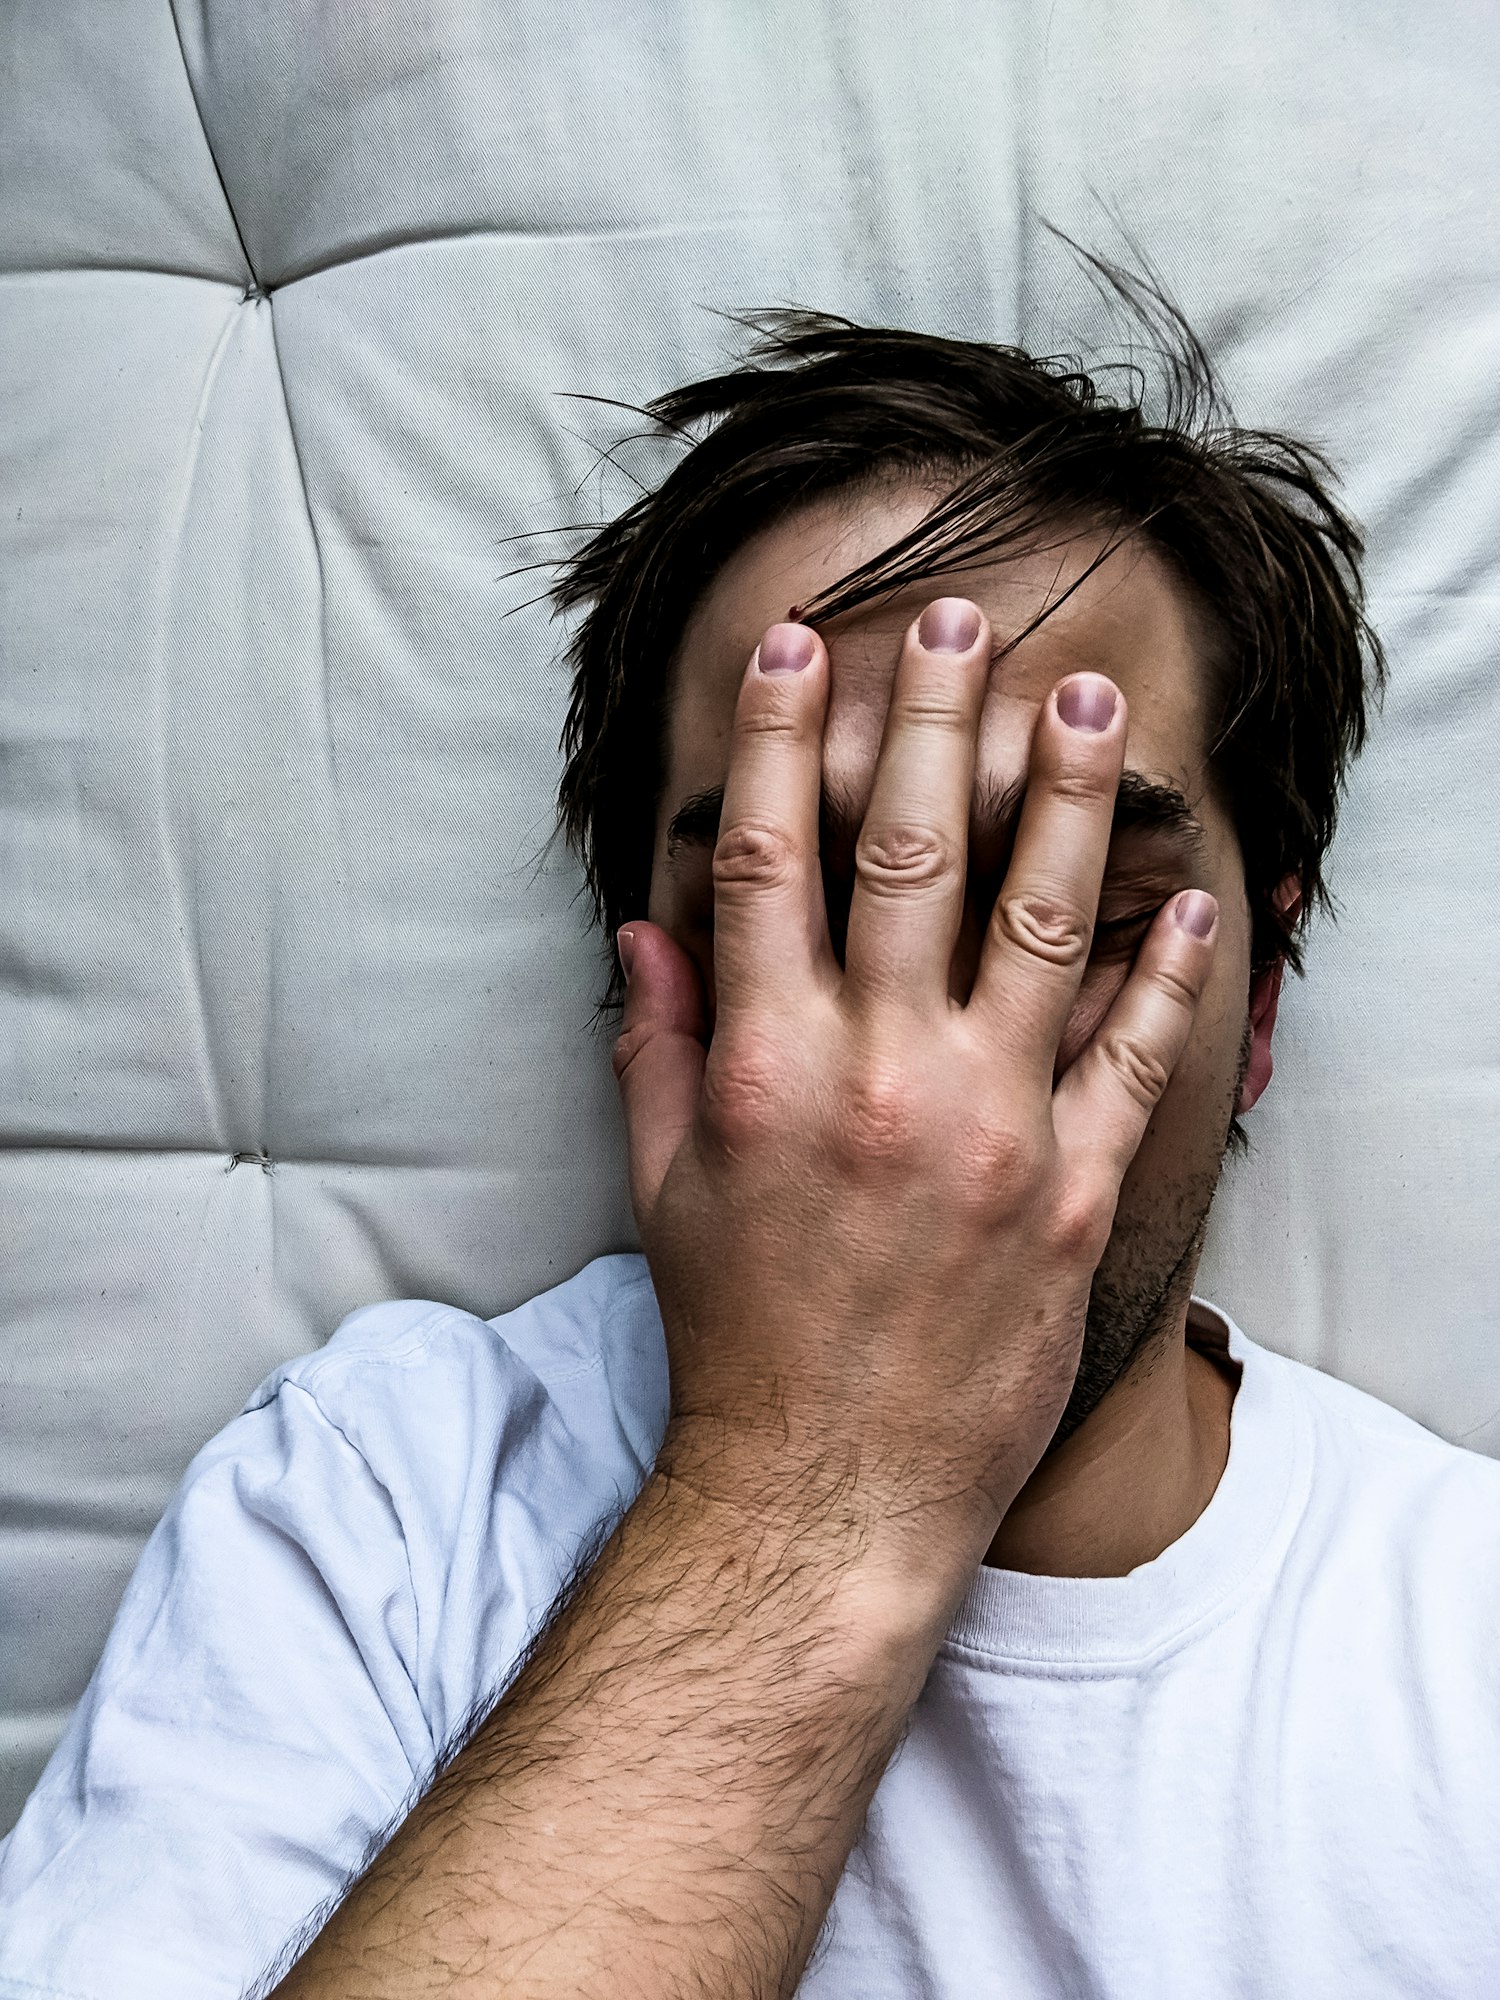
left=665, top=767, right=1210, bottom=874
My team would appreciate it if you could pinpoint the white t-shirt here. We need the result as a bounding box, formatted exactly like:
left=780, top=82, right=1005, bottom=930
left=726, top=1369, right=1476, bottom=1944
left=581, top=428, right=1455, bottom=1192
left=2, top=1252, right=1499, bottom=1997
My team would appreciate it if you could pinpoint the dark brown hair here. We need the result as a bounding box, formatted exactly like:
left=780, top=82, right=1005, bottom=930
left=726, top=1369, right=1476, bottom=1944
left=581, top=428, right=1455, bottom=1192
left=535, top=253, right=1385, bottom=1149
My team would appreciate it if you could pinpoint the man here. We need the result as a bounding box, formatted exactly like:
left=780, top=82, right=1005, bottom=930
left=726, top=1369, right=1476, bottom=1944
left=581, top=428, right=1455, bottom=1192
left=3, top=297, right=1498, bottom=1999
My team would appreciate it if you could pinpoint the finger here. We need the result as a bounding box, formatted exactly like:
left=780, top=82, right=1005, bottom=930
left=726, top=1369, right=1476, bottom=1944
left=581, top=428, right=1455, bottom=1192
left=710, top=622, right=835, bottom=1027
left=1050, top=888, right=1218, bottom=1186
left=840, top=598, right=993, bottom=1019
left=611, top=921, right=710, bottom=1222
left=964, top=673, right=1126, bottom=1085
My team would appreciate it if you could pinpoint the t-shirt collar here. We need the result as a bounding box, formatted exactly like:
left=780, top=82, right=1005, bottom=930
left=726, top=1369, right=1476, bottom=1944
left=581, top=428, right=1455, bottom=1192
left=938, top=1296, right=1313, bottom=1673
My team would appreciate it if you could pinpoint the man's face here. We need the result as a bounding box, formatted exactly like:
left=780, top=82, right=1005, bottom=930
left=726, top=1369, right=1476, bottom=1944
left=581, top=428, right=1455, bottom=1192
left=646, top=484, right=1284, bottom=1443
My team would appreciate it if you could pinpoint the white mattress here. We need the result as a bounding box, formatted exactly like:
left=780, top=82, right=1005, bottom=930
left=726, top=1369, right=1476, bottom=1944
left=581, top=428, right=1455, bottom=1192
left=1, top=0, right=1496, bottom=1832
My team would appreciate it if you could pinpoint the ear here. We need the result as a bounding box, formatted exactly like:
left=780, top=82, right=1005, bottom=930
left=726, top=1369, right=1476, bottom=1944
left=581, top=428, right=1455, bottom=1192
left=1235, top=874, right=1304, bottom=1115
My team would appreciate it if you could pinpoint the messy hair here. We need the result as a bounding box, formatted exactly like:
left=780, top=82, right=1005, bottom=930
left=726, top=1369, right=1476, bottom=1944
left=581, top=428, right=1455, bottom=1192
left=540, top=251, right=1385, bottom=1151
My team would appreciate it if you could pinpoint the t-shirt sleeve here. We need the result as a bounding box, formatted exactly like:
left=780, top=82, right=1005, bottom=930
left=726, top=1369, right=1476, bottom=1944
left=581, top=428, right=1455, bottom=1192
left=0, top=1325, right=439, bottom=2000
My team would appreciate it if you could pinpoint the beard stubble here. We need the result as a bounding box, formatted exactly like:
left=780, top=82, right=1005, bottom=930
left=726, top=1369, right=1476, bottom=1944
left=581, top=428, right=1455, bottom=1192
left=1043, top=1011, right=1256, bottom=1453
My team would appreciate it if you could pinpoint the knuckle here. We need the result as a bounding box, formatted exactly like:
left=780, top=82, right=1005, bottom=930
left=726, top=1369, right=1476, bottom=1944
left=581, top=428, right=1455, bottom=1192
left=737, top=698, right=805, bottom=737
left=712, top=821, right=798, bottom=895
left=610, top=1022, right=649, bottom=1084
left=1048, top=761, right=1118, bottom=810
left=1149, top=954, right=1207, bottom=1013
left=948, top=1118, right=1032, bottom=1205
left=996, top=891, right=1092, bottom=967
left=830, top=1059, right=922, bottom=1170
left=1047, top=1179, right=1114, bottom=1260
left=894, top=688, right=975, bottom=733
left=854, top=821, right=958, bottom=895
left=1096, top=1027, right=1173, bottom=1108
left=701, top=1033, right=786, bottom=1150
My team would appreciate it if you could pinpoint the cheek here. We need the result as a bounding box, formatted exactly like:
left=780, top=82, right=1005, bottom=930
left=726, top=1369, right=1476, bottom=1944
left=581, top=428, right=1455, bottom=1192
left=1052, top=966, right=1130, bottom=1083
left=1053, top=941, right=1241, bottom=1112
left=1051, top=954, right=1210, bottom=1092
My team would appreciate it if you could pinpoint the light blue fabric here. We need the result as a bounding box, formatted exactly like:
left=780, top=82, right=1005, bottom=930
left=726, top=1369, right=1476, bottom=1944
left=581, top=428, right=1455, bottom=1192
left=0, top=1254, right=668, bottom=1993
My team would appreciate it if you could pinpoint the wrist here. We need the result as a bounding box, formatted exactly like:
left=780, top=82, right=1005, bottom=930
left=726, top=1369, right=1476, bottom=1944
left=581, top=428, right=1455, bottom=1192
left=653, top=1414, right=983, bottom=1664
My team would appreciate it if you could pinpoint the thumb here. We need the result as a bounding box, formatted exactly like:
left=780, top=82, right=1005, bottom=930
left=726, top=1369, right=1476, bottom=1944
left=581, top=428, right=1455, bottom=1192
left=611, top=921, right=709, bottom=1222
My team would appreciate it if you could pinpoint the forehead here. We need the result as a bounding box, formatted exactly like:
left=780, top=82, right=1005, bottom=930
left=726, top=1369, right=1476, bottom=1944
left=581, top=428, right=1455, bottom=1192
left=658, top=485, right=1217, bottom=855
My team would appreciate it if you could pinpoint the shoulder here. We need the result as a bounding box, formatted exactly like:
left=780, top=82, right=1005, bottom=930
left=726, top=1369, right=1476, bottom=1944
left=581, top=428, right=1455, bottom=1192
left=1200, top=1281, right=1497, bottom=1495
left=257, top=1249, right=659, bottom=1389
left=0, top=1258, right=666, bottom=1990
left=1251, top=1336, right=1500, bottom=1624
left=248, top=1250, right=668, bottom=1484
left=248, top=1252, right=670, bottom=1718
left=1266, top=1337, right=1500, bottom=1490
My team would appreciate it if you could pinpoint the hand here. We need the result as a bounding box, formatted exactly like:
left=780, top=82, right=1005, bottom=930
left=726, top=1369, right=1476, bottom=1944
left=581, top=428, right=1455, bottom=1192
left=611, top=599, right=1217, bottom=1589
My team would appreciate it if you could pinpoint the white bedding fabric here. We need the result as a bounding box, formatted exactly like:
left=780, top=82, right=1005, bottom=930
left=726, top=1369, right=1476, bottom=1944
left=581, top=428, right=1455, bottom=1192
left=1, top=0, right=1497, bottom=1832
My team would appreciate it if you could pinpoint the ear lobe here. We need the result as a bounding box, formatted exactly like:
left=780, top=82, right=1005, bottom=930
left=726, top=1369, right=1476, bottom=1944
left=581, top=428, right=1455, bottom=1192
left=1236, top=958, right=1285, bottom=1113
left=1236, top=874, right=1302, bottom=1115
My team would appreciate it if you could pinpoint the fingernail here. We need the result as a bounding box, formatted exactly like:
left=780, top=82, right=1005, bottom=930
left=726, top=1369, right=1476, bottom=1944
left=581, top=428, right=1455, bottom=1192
left=1173, top=891, right=1217, bottom=938
left=1056, top=675, right=1118, bottom=731
left=617, top=925, right=638, bottom=979
left=759, top=623, right=814, bottom=673
left=918, top=598, right=981, bottom=653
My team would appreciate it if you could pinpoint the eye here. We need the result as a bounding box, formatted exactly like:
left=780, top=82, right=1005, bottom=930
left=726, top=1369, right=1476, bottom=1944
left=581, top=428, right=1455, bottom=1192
left=1091, top=903, right=1170, bottom=947
left=692, top=892, right=1174, bottom=946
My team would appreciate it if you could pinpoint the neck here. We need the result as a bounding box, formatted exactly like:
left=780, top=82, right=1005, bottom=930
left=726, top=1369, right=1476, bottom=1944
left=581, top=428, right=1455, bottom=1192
left=983, top=1315, right=1239, bottom=1578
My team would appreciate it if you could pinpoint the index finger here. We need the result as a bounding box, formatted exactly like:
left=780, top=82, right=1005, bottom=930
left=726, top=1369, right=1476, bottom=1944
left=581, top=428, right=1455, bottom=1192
left=709, top=622, right=836, bottom=1024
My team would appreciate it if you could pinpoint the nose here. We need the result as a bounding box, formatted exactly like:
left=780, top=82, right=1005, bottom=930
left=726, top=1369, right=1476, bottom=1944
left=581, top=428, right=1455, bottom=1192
left=819, top=867, right=996, bottom=1007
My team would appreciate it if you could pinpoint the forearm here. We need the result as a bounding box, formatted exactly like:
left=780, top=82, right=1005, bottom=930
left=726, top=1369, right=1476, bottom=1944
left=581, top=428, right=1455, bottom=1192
left=269, top=1423, right=966, bottom=1999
